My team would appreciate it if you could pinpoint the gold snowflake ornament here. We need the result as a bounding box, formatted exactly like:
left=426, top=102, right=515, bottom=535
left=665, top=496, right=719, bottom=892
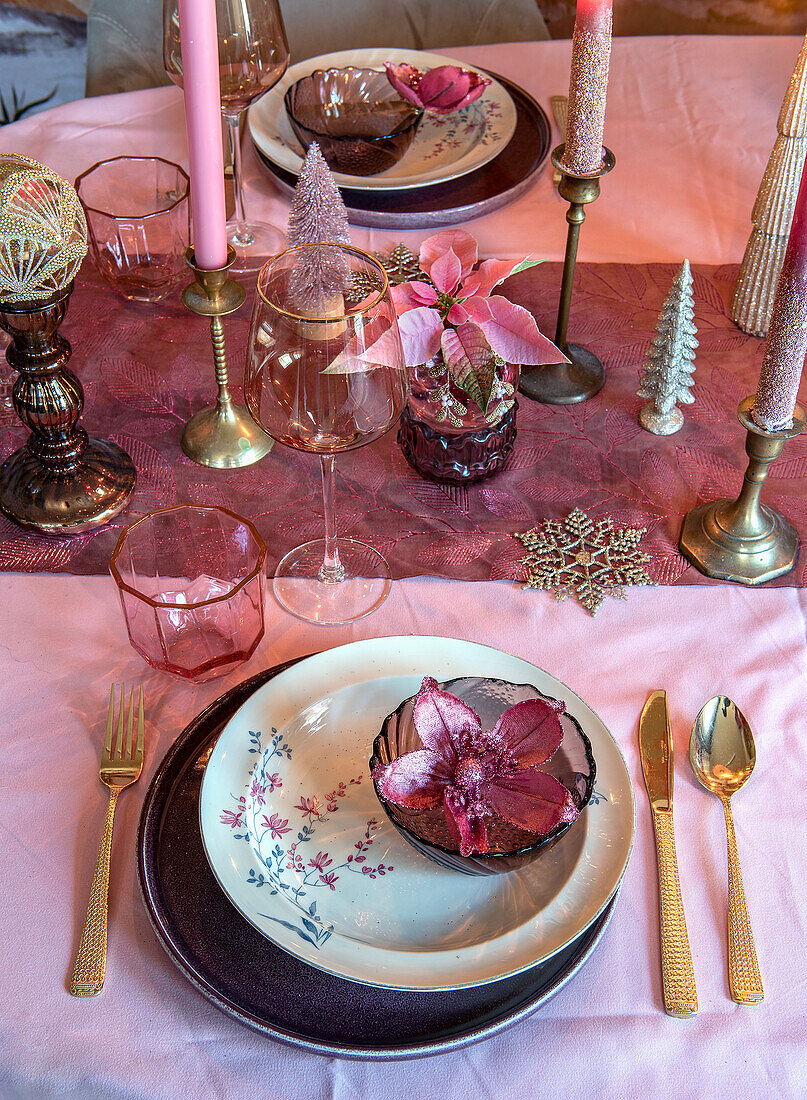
left=516, top=508, right=655, bottom=616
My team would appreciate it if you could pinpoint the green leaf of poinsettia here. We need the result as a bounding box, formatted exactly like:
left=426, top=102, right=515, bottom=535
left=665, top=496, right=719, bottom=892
left=441, top=323, right=498, bottom=414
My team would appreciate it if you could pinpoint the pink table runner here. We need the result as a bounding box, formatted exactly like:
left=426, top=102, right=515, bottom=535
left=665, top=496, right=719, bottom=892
left=1, top=261, right=805, bottom=583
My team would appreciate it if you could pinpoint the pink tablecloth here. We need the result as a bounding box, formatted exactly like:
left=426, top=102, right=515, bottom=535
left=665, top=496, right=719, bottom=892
left=1, top=33, right=807, bottom=1100
left=2, top=576, right=806, bottom=1098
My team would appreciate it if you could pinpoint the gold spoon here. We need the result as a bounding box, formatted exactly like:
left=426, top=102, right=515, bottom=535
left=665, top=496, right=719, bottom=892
left=690, top=696, right=764, bottom=1003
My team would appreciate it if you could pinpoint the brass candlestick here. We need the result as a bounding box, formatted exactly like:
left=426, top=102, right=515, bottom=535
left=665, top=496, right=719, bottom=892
left=0, top=283, right=135, bottom=533
left=679, top=396, right=805, bottom=584
left=180, top=246, right=272, bottom=468
left=519, top=144, right=615, bottom=405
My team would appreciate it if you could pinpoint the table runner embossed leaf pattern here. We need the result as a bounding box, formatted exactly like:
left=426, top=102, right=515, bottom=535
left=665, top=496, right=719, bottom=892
left=0, top=262, right=805, bottom=585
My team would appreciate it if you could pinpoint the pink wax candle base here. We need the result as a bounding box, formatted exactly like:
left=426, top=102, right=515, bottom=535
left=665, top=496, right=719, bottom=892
left=178, top=0, right=228, bottom=270
left=576, top=0, right=613, bottom=36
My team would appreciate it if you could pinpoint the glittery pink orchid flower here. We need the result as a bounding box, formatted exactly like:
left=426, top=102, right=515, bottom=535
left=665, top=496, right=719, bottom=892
left=373, top=678, right=579, bottom=857
left=384, top=62, right=490, bottom=114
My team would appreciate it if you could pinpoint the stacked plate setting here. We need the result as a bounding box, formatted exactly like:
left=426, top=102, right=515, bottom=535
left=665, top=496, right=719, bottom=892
left=247, top=49, right=552, bottom=228
left=139, top=636, right=634, bottom=1056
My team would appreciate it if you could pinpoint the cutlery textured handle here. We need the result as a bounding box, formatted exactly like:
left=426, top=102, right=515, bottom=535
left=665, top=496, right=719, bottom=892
left=70, top=788, right=119, bottom=997
left=652, top=808, right=698, bottom=1017
left=722, top=798, right=764, bottom=1004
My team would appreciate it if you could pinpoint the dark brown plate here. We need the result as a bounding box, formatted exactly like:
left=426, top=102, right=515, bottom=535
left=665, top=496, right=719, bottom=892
left=254, top=74, right=551, bottom=229
left=137, top=661, right=617, bottom=1060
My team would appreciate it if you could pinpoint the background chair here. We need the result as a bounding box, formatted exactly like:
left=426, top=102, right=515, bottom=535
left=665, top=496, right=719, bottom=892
left=85, top=0, right=551, bottom=97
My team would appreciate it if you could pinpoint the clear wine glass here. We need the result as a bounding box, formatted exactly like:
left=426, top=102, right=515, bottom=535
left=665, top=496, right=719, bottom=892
left=163, top=0, right=289, bottom=274
left=245, top=244, right=409, bottom=624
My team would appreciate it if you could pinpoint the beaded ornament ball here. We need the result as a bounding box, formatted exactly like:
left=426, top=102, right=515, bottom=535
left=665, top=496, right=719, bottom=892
left=0, top=152, right=87, bottom=304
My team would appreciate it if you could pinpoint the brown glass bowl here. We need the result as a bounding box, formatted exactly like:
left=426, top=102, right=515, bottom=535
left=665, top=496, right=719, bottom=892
left=284, top=66, right=422, bottom=176
left=370, top=676, right=596, bottom=876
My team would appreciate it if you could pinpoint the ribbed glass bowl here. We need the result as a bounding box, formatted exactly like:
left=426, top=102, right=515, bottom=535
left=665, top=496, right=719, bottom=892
left=284, top=66, right=422, bottom=176
left=370, top=676, right=596, bottom=876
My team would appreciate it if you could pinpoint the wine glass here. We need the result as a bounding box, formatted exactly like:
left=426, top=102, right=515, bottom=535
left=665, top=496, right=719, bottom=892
left=163, top=0, right=289, bottom=274
left=245, top=244, right=409, bottom=624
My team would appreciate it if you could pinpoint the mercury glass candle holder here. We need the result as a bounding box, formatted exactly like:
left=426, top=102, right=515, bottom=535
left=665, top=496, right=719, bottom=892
left=0, top=153, right=135, bottom=533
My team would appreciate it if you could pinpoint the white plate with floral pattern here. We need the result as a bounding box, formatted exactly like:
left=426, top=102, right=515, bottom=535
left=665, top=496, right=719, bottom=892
left=246, top=48, right=517, bottom=191
left=199, top=636, right=634, bottom=991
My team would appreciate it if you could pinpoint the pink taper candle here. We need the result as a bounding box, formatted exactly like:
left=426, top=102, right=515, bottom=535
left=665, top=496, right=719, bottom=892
left=177, top=0, right=228, bottom=270
left=753, top=156, right=807, bottom=430
left=562, top=0, right=614, bottom=175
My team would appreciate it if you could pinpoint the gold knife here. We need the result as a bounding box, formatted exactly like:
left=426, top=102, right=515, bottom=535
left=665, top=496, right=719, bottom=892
left=639, top=690, right=699, bottom=1018
left=550, top=94, right=568, bottom=186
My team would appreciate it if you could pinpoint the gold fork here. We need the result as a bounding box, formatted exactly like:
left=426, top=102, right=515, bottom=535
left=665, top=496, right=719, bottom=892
left=70, top=685, right=145, bottom=997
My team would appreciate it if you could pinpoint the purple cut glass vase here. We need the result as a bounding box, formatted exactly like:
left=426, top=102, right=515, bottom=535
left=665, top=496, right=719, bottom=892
left=399, top=351, right=519, bottom=483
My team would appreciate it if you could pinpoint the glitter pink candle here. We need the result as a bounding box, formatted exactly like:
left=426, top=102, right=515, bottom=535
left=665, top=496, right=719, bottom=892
left=562, top=0, right=613, bottom=175
left=177, top=0, right=228, bottom=270
left=752, top=156, right=807, bottom=430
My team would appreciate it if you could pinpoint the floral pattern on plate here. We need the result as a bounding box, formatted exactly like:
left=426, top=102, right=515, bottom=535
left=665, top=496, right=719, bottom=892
left=220, top=728, right=395, bottom=950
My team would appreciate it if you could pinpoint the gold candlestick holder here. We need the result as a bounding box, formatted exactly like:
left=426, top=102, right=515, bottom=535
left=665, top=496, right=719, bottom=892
left=679, top=396, right=805, bottom=584
left=519, top=143, right=615, bottom=405
left=180, top=246, right=272, bottom=468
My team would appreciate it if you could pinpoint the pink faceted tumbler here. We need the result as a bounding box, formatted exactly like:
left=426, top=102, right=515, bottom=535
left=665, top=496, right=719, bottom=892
left=109, top=505, right=266, bottom=683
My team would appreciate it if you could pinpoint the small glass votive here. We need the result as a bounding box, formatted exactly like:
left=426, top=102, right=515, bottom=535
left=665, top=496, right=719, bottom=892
left=109, top=505, right=266, bottom=683
left=75, top=155, right=190, bottom=302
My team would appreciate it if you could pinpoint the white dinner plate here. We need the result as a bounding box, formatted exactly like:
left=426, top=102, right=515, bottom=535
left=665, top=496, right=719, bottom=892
left=199, top=636, right=635, bottom=991
left=246, top=48, right=517, bottom=191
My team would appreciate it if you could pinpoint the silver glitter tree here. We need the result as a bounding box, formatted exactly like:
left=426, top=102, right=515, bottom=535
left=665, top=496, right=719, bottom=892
left=731, top=33, right=807, bottom=337
left=287, top=142, right=352, bottom=307
left=637, top=260, right=698, bottom=436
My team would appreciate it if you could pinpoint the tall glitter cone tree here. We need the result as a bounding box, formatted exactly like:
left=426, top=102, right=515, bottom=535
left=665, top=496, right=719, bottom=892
left=637, top=259, right=698, bottom=436
left=731, top=33, right=807, bottom=337
left=286, top=142, right=352, bottom=308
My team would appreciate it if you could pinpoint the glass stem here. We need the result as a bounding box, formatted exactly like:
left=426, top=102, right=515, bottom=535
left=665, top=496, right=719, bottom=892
left=319, top=454, right=345, bottom=584
left=225, top=112, right=253, bottom=246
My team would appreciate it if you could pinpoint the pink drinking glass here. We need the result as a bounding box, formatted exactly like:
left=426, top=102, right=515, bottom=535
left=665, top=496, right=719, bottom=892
left=75, top=156, right=190, bottom=302
left=109, top=505, right=266, bottom=683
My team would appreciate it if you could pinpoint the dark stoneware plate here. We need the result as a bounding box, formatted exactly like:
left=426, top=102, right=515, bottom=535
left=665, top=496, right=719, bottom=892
left=137, top=662, right=617, bottom=1060
left=253, top=75, right=551, bottom=229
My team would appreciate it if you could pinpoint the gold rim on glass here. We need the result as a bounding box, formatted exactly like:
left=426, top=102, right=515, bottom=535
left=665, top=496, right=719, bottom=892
left=109, top=504, right=266, bottom=610
left=75, top=156, right=191, bottom=220
left=255, top=242, right=390, bottom=321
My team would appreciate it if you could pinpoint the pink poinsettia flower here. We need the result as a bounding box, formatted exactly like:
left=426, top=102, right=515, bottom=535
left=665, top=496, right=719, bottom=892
left=355, top=231, right=567, bottom=407
left=373, top=678, right=579, bottom=857
left=385, top=62, right=490, bottom=114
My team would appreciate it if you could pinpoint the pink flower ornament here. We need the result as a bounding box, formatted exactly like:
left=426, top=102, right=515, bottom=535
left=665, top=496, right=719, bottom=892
left=385, top=62, right=491, bottom=115
left=373, top=678, right=579, bottom=857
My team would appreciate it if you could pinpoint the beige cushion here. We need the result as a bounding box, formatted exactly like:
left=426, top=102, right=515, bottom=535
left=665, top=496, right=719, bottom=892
left=86, top=0, right=549, bottom=96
